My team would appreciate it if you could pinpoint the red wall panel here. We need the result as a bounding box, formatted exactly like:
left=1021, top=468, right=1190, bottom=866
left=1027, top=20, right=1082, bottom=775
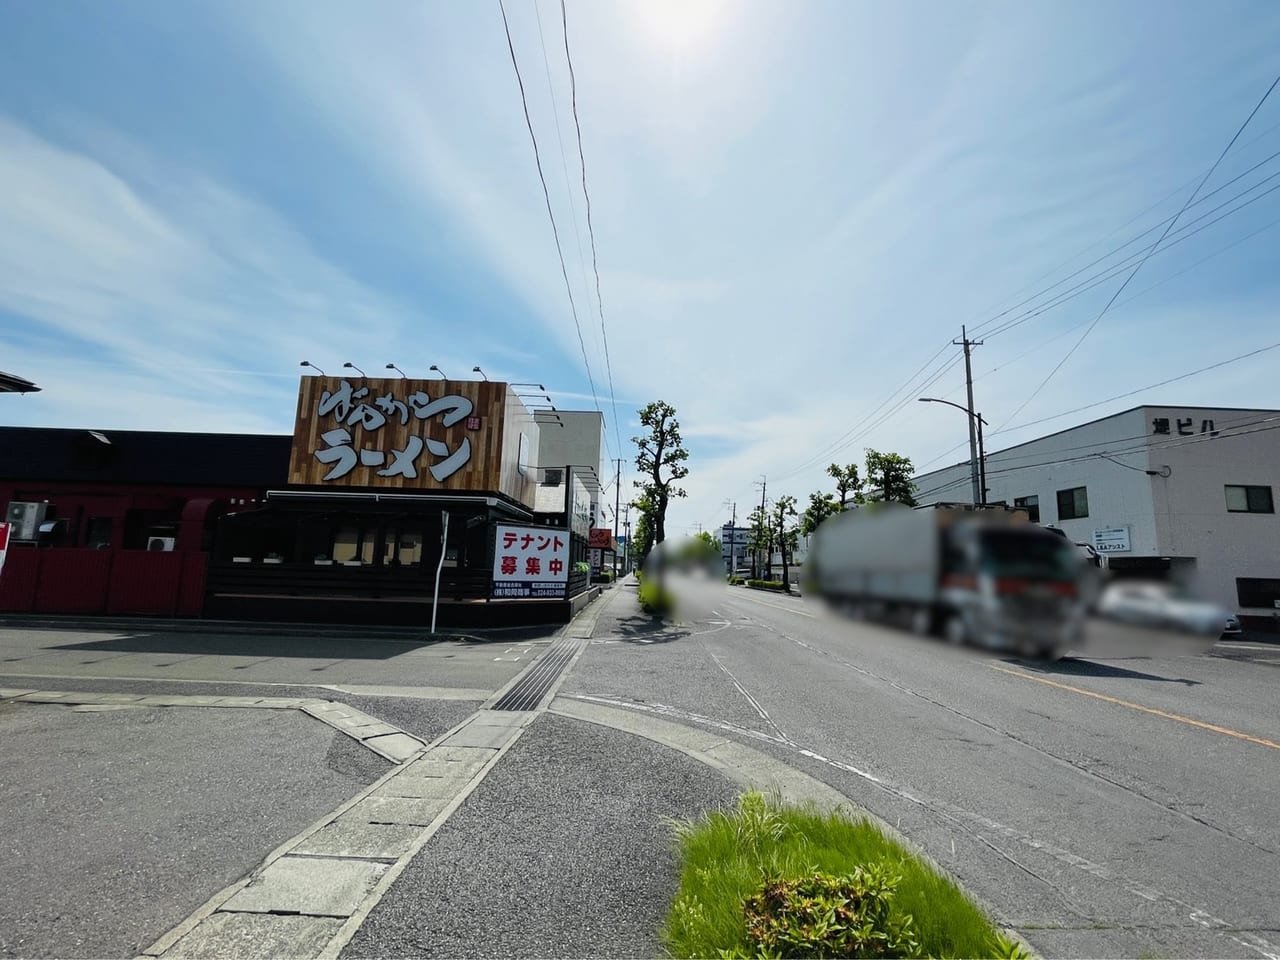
left=176, top=552, right=208, bottom=617
left=107, top=552, right=184, bottom=616
left=32, top=549, right=111, bottom=614
left=0, top=548, right=39, bottom=612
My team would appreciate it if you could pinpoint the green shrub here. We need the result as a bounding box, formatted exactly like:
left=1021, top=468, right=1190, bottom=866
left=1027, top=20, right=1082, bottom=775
left=663, top=792, right=1019, bottom=960
left=728, top=575, right=745, bottom=585
left=741, top=867, right=920, bottom=958
left=638, top=577, right=675, bottom=616
left=747, top=579, right=787, bottom=590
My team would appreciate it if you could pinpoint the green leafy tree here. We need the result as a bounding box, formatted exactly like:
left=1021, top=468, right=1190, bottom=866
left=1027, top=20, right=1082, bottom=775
left=632, top=401, right=690, bottom=548
left=827, top=462, right=864, bottom=508
left=631, top=491, right=656, bottom=566
left=680, top=530, right=722, bottom=569
left=799, top=491, right=840, bottom=537
left=864, top=448, right=918, bottom=506
left=771, top=495, right=799, bottom=589
left=747, top=504, right=773, bottom=580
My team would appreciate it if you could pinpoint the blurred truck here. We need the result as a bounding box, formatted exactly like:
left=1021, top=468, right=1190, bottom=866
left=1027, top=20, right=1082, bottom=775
left=808, top=504, right=1086, bottom=659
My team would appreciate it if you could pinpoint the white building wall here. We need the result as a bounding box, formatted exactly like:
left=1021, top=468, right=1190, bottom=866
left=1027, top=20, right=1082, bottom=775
left=536, top=411, right=605, bottom=523
left=1143, top=406, right=1280, bottom=616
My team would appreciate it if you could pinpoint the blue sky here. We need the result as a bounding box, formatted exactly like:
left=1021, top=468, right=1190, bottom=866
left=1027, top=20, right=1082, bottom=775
left=2, top=0, right=1279, bottom=535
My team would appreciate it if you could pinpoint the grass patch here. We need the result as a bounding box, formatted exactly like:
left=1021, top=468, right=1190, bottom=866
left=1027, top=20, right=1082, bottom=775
left=663, top=791, right=1026, bottom=959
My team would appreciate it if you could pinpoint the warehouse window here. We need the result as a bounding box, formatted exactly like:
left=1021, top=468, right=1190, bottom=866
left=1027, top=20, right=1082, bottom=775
left=1225, top=484, right=1274, bottom=514
left=1013, top=495, right=1039, bottom=523
left=1236, top=577, right=1280, bottom=609
left=1056, top=486, right=1088, bottom=520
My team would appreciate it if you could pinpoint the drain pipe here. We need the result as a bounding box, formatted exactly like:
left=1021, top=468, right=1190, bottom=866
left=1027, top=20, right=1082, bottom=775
left=432, top=510, right=449, bottom=635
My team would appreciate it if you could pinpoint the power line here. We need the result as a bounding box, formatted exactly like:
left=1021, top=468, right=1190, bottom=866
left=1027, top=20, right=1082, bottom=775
left=956, top=116, right=1280, bottom=338
left=914, top=412, right=1280, bottom=500
left=996, top=72, right=1280, bottom=428
left=559, top=0, right=625, bottom=475
left=995, top=340, right=1280, bottom=435
left=497, top=0, right=613, bottom=459
left=775, top=142, right=1280, bottom=489
left=769, top=345, right=960, bottom=483
left=915, top=339, right=1280, bottom=475
left=981, top=171, right=1280, bottom=342
left=969, top=145, right=1280, bottom=340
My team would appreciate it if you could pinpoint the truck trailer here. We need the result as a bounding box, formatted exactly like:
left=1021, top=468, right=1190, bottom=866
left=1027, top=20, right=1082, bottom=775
left=808, top=504, right=1086, bottom=659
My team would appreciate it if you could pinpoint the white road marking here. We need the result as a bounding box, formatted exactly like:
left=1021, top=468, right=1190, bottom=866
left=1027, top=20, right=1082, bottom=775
left=725, top=592, right=818, bottom=618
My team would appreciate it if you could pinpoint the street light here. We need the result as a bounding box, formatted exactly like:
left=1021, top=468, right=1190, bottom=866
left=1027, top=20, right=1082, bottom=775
left=429, top=365, right=447, bottom=379
left=342, top=362, right=367, bottom=377
left=510, top=382, right=546, bottom=390
left=299, top=360, right=326, bottom=376
left=472, top=366, right=489, bottom=381
left=918, top=397, right=988, bottom=505
left=385, top=363, right=408, bottom=378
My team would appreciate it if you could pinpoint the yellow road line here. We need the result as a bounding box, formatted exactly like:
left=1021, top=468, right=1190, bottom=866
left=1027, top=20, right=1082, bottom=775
left=989, top=663, right=1280, bottom=751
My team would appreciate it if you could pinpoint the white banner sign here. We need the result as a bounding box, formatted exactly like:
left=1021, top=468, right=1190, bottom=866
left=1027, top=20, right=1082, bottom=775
left=1092, top=526, right=1131, bottom=554
left=492, top=524, right=570, bottom=599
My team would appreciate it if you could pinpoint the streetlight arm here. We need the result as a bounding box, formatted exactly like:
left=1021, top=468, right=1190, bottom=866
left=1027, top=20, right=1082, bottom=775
left=918, top=397, right=987, bottom=425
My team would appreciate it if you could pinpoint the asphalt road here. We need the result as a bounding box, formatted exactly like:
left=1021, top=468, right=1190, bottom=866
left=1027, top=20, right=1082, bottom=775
left=559, top=577, right=1280, bottom=959
left=0, top=703, right=386, bottom=960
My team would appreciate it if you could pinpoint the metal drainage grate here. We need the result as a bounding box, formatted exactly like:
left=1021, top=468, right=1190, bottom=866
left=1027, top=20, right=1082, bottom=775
left=491, top=635, right=582, bottom=711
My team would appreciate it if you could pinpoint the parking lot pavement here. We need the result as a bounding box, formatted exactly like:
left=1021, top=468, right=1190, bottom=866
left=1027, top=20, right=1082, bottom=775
left=0, top=702, right=389, bottom=960
left=0, top=625, right=549, bottom=694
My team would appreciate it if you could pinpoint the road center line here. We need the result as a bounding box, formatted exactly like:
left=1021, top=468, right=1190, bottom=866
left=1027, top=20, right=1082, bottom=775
left=990, top=664, right=1280, bottom=751
left=723, top=592, right=817, bottom=618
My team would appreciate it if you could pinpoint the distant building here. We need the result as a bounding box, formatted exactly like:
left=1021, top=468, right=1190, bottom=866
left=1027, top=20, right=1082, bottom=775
left=913, top=404, right=1280, bottom=630
left=721, top=523, right=750, bottom=571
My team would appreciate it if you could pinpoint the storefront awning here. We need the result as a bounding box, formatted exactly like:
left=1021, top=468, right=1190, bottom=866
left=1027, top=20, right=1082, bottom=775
left=265, top=489, right=533, bottom=519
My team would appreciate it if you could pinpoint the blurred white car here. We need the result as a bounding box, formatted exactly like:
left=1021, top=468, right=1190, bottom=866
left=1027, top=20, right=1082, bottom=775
left=1096, top=581, right=1229, bottom=637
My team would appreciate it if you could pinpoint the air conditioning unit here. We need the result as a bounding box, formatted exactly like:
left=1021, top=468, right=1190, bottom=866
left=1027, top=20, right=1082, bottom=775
left=541, top=468, right=564, bottom=487
left=6, top=502, right=49, bottom=541
left=146, top=536, right=177, bottom=552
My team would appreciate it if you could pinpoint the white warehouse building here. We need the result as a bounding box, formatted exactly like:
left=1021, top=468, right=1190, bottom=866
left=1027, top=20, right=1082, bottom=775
left=913, top=405, right=1280, bottom=630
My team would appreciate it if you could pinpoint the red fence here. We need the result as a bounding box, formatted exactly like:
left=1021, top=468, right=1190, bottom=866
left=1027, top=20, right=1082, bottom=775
left=0, top=548, right=208, bottom=617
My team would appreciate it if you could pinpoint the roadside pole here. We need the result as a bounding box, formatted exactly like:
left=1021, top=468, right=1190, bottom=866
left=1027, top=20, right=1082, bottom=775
left=431, top=511, right=449, bottom=635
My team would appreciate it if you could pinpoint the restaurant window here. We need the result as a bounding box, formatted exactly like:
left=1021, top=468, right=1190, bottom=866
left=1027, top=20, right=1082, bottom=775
left=1013, top=495, right=1039, bottom=523
left=1056, top=486, right=1088, bottom=521
left=333, top=525, right=376, bottom=564
left=1225, top=485, right=1274, bottom=514
left=383, top=528, right=423, bottom=567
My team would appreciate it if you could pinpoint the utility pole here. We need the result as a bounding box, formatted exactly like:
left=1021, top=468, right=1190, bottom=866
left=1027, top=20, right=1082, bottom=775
left=723, top=499, right=736, bottom=574
left=953, top=325, right=984, bottom=505
left=754, top=476, right=768, bottom=580
left=612, top=458, right=622, bottom=579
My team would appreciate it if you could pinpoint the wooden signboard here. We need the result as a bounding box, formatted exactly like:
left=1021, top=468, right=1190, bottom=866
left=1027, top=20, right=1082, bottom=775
left=288, top=377, right=538, bottom=507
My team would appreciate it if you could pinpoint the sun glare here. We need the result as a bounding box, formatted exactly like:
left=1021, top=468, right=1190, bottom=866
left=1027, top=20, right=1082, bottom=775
left=630, top=0, right=727, bottom=54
